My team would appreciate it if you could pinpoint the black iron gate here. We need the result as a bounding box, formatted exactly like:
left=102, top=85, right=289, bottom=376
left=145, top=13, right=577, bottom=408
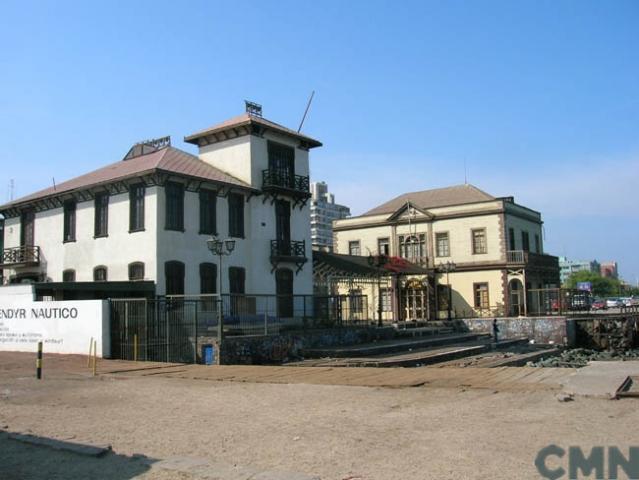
left=110, top=298, right=219, bottom=363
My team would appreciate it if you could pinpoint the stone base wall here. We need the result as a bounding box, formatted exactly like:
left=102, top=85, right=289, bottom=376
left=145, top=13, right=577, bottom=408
left=218, top=326, right=396, bottom=365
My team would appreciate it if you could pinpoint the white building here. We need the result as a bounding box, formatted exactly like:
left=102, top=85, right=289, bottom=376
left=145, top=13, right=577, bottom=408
left=0, top=106, right=322, bottom=302
left=310, top=181, right=350, bottom=251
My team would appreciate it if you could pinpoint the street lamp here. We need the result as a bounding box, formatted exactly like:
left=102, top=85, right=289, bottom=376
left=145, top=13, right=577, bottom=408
left=207, top=236, right=236, bottom=341
left=438, top=261, right=456, bottom=321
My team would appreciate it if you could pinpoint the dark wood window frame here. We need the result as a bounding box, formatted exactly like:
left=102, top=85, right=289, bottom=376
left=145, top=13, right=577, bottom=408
left=165, top=261, right=185, bottom=296
left=63, top=201, right=76, bottom=243
left=199, top=189, right=218, bottom=235
left=435, top=232, right=450, bottom=257
left=377, top=237, right=390, bottom=256
left=228, top=266, right=246, bottom=294
left=165, top=182, right=185, bottom=232
left=128, top=262, right=145, bottom=281
left=200, top=262, right=217, bottom=294
left=471, top=228, right=487, bottom=255
left=348, top=240, right=361, bottom=256
left=228, top=193, right=245, bottom=238
left=522, top=231, right=530, bottom=252
left=508, top=227, right=516, bottom=251
left=93, top=265, right=108, bottom=282
left=129, top=184, right=145, bottom=232
left=94, top=193, right=109, bottom=238
left=62, top=269, right=76, bottom=282
left=473, top=282, right=490, bottom=309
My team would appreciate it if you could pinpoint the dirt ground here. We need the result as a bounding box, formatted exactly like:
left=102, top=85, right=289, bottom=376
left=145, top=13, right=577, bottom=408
left=0, top=353, right=637, bottom=480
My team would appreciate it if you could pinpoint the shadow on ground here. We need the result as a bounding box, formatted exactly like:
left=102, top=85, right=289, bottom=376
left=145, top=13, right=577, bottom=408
left=0, top=431, right=156, bottom=480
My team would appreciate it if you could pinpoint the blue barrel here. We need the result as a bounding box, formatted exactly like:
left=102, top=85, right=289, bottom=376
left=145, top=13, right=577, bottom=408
left=201, top=344, right=215, bottom=365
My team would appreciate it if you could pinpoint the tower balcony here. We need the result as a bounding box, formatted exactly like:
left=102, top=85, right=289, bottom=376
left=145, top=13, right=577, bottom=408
left=506, top=250, right=559, bottom=270
left=262, top=169, right=311, bottom=199
left=270, top=239, right=307, bottom=274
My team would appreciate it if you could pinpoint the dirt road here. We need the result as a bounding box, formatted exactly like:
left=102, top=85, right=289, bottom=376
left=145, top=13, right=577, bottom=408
left=0, top=353, right=636, bottom=479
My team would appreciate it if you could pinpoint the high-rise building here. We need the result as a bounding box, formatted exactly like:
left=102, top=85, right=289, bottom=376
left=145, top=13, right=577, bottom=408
left=310, top=182, right=350, bottom=251
left=558, top=257, right=600, bottom=285
left=600, top=261, right=618, bottom=279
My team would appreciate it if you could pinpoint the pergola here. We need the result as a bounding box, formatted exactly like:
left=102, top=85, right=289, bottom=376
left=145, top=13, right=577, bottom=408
left=313, top=251, right=433, bottom=324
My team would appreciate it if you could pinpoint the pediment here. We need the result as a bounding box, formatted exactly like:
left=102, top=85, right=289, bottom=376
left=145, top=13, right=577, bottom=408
left=387, top=201, right=433, bottom=222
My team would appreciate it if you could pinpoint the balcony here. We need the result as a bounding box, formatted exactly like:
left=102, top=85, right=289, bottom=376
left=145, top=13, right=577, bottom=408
left=506, top=250, right=559, bottom=269
left=0, top=246, right=41, bottom=268
left=270, top=240, right=307, bottom=273
left=262, top=169, right=311, bottom=200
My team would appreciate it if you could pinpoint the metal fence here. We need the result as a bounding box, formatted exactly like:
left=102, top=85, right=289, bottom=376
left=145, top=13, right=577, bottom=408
left=109, top=294, right=371, bottom=362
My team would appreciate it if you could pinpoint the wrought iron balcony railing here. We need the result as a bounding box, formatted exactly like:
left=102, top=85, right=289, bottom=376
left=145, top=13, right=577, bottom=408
left=0, top=246, right=41, bottom=267
left=270, top=239, right=306, bottom=259
left=262, top=169, right=310, bottom=195
left=506, top=250, right=558, bottom=269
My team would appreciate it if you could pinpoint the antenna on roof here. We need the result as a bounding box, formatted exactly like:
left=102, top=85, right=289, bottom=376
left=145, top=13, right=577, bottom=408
left=464, top=158, right=468, bottom=184
left=52, top=177, right=56, bottom=192
left=245, top=100, right=263, bottom=117
left=297, top=90, right=315, bottom=133
left=9, top=179, right=14, bottom=201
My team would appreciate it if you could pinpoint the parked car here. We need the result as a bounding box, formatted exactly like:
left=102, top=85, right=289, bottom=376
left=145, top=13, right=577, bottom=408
left=606, top=298, right=624, bottom=308
left=621, top=297, right=633, bottom=307
left=591, top=299, right=607, bottom=311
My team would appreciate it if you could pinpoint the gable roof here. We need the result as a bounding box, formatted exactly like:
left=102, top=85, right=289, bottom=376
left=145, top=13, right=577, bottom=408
left=362, top=184, right=495, bottom=217
left=184, top=113, right=322, bottom=148
left=0, top=146, right=253, bottom=212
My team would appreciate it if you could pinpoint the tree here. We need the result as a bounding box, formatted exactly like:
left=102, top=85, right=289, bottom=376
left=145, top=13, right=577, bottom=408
left=565, top=271, right=621, bottom=297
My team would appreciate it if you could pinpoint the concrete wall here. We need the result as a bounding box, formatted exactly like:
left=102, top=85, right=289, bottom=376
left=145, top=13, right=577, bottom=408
left=459, top=316, right=569, bottom=345
left=218, top=326, right=396, bottom=365
left=0, top=299, right=109, bottom=356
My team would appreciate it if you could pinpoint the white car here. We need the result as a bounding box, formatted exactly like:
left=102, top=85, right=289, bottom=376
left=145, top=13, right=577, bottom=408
left=606, top=298, right=624, bottom=308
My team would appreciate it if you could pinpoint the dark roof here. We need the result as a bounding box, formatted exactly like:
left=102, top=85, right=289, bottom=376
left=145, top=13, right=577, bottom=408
left=362, top=184, right=495, bottom=217
left=0, top=146, right=253, bottom=211
left=313, top=251, right=431, bottom=277
left=184, top=113, right=322, bottom=148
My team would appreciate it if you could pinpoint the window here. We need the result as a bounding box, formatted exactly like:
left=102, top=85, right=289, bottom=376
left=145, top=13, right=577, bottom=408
left=165, top=182, right=184, bottom=231
left=229, top=267, right=245, bottom=294
left=128, top=262, right=145, bottom=281
left=522, top=231, right=530, bottom=252
left=435, top=232, right=450, bottom=257
left=129, top=184, right=145, bottom=232
left=349, top=288, right=363, bottom=314
left=228, top=193, right=244, bottom=238
left=348, top=240, right=361, bottom=256
left=62, top=269, right=76, bottom=282
left=165, top=261, right=185, bottom=296
left=268, top=141, right=295, bottom=186
left=474, top=283, right=489, bottom=309
left=508, top=227, right=516, bottom=250
left=377, top=238, right=390, bottom=256
left=199, top=189, right=217, bottom=235
left=380, top=288, right=392, bottom=312
left=93, top=266, right=107, bottom=282
left=399, top=234, right=426, bottom=262
left=94, top=193, right=109, bottom=237
left=534, top=234, right=540, bottom=254
left=472, top=228, right=487, bottom=254
left=200, top=263, right=217, bottom=294
left=63, top=201, right=76, bottom=242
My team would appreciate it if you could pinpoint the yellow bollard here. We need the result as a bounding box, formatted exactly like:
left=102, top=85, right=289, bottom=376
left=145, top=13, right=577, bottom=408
left=87, top=337, right=93, bottom=367
left=134, top=334, right=138, bottom=362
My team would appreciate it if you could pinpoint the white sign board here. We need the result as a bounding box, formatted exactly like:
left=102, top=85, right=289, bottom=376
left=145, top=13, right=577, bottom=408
left=0, top=300, right=109, bottom=357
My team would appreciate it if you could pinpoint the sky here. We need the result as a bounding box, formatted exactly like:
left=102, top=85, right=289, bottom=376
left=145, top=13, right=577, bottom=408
left=0, top=0, right=638, bottom=282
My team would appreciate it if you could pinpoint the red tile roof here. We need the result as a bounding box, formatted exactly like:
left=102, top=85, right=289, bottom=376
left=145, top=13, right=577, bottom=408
left=184, top=113, right=322, bottom=148
left=0, top=146, right=253, bottom=211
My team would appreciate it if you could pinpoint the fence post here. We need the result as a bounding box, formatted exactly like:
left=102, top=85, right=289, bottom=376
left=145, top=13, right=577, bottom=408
left=36, top=341, right=43, bottom=379
left=217, top=296, right=224, bottom=342
left=194, top=302, right=198, bottom=364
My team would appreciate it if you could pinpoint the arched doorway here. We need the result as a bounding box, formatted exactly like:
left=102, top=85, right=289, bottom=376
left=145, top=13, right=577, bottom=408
left=276, top=268, right=294, bottom=318
left=401, top=277, right=428, bottom=321
left=508, top=279, right=524, bottom=316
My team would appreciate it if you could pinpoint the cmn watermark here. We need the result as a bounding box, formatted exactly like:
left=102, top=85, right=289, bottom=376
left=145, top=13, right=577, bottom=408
left=535, top=445, right=639, bottom=479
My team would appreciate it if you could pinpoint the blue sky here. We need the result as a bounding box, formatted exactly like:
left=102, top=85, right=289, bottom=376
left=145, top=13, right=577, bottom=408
left=1, top=0, right=638, bottom=281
